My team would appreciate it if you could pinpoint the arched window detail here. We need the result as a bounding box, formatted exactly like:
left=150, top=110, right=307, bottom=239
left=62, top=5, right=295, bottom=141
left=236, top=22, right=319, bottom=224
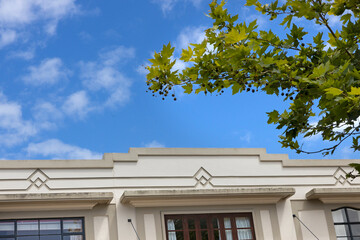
left=332, top=207, right=360, bottom=239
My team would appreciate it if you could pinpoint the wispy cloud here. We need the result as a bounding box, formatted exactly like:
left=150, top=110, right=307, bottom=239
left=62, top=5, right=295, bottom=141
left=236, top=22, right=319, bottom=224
left=0, top=29, right=16, bottom=47
left=22, top=58, right=70, bottom=86
left=62, top=90, right=91, bottom=119
left=32, top=101, right=63, bottom=130
left=80, top=46, right=135, bottom=107
left=145, top=140, right=165, bottom=148
left=0, top=92, right=37, bottom=147
left=25, top=139, right=102, bottom=159
left=0, top=0, right=78, bottom=32
left=152, top=0, right=204, bottom=14
left=8, top=48, right=35, bottom=60
left=175, top=26, right=206, bottom=51
left=240, top=132, right=252, bottom=143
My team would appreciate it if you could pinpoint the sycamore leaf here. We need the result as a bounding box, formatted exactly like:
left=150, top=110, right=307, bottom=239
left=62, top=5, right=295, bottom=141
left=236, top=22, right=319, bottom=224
left=348, top=87, right=360, bottom=96
left=245, top=0, right=257, bottom=6
left=182, top=84, right=193, bottom=94
left=225, top=28, right=247, bottom=44
left=267, top=110, right=279, bottom=124
left=325, top=87, right=343, bottom=96
left=180, top=46, right=193, bottom=62
left=232, top=83, right=241, bottom=94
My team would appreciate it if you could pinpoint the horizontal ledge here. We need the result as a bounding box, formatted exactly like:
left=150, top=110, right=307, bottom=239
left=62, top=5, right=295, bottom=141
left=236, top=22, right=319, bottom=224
left=0, top=159, right=113, bottom=169
left=306, top=188, right=360, bottom=203
left=120, top=188, right=295, bottom=207
left=0, top=192, right=113, bottom=212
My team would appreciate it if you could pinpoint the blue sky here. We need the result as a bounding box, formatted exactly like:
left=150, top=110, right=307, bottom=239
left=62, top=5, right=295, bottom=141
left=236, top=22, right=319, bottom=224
left=0, top=0, right=357, bottom=160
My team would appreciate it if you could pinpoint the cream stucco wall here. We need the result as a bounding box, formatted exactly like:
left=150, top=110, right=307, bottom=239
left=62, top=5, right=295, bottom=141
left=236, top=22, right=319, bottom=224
left=0, top=148, right=359, bottom=240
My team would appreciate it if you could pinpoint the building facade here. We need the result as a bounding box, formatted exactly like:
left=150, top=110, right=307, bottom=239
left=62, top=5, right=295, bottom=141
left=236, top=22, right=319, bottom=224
left=0, top=148, right=359, bottom=240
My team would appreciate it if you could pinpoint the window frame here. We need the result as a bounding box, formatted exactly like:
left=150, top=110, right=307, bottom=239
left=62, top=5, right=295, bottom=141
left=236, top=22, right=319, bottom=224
left=0, top=217, right=86, bottom=240
left=332, top=207, right=360, bottom=239
left=164, top=212, right=256, bottom=240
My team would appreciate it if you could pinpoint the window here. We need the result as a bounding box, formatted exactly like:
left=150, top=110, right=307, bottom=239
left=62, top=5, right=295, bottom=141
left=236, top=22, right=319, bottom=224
left=165, top=213, right=256, bottom=240
left=332, top=207, right=360, bottom=239
left=0, top=218, right=85, bottom=240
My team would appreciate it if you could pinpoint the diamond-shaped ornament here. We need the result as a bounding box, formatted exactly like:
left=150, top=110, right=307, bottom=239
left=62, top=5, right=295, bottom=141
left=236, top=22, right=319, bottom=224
left=34, top=179, right=43, bottom=188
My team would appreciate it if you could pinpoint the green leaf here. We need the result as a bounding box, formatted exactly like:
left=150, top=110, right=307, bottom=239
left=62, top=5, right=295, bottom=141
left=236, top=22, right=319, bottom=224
left=225, top=28, right=247, bottom=44
left=325, top=87, right=343, bottom=96
left=267, top=110, right=279, bottom=124
left=180, top=46, right=193, bottom=62
left=245, top=0, right=257, bottom=6
left=348, top=87, right=360, bottom=96
left=341, top=13, right=352, bottom=24
left=232, top=83, right=241, bottom=94
left=182, top=84, right=193, bottom=94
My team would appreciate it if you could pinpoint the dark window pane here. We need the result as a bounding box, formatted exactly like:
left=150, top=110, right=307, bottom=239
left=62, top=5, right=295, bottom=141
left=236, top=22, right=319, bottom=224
left=350, top=224, right=360, bottom=236
left=333, top=209, right=347, bottom=223
left=212, top=218, right=219, bottom=229
left=200, top=218, right=207, bottom=229
left=214, top=230, right=221, bottom=240
left=63, top=236, right=83, bottom=240
left=40, top=236, right=61, bottom=240
left=201, top=231, right=208, bottom=239
left=174, top=219, right=183, bottom=230
left=188, top=219, right=195, bottom=229
left=17, top=237, right=39, bottom=240
left=189, top=231, right=196, bottom=240
left=348, top=209, right=360, bottom=222
left=176, top=232, right=184, bottom=240
left=17, top=220, right=38, bottom=236
left=40, top=220, right=61, bottom=235
left=0, top=222, right=14, bottom=235
left=0, top=238, right=15, bottom=240
left=63, top=219, right=82, bottom=233
left=334, top=225, right=350, bottom=237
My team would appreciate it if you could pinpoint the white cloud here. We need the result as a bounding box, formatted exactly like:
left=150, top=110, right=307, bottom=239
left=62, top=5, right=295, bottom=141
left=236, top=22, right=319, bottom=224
left=0, top=0, right=78, bottom=28
left=33, top=101, right=63, bottom=129
left=0, top=92, right=37, bottom=146
left=0, top=29, right=16, bottom=47
left=8, top=48, right=35, bottom=60
left=145, top=140, right=165, bottom=148
left=22, top=58, right=70, bottom=86
left=99, top=46, right=135, bottom=66
left=80, top=46, right=134, bottom=107
left=175, top=26, right=206, bottom=51
left=240, top=132, right=252, bottom=143
left=25, top=139, right=102, bottom=159
left=0, top=0, right=79, bottom=48
left=152, top=0, right=177, bottom=13
left=152, top=0, right=203, bottom=14
left=328, top=14, right=341, bottom=28
left=136, top=63, right=150, bottom=76
left=62, top=90, right=91, bottom=118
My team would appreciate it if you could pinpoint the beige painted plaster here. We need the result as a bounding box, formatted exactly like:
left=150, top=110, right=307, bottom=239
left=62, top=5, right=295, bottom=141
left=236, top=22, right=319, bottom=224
left=0, top=148, right=359, bottom=169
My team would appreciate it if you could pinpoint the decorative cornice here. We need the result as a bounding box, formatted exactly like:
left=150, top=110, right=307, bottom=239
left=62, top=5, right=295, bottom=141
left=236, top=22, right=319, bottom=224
left=0, top=148, right=359, bottom=169
left=120, top=187, right=295, bottom=207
